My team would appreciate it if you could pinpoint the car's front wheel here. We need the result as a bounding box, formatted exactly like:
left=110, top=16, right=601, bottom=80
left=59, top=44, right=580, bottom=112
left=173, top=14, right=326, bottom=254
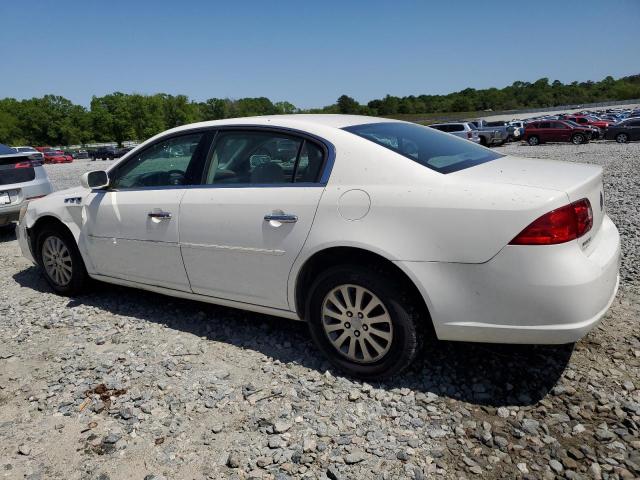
left=571, top=133, right=585, bottom=145
left=307, top=265, right=423, bottom=379
left=527, top=135, right=540, bottom=146
left=37, top=227, right=88, bottom=295
left=616, top=133, right=629, bottom=143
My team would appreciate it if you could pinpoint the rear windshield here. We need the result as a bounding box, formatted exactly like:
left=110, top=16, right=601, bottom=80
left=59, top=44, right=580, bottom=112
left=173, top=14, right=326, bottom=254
left=343, top=122, right=502, bottom=174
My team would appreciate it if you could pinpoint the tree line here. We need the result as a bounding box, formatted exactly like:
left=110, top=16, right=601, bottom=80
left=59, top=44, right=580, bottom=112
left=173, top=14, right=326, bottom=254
left=0, top=74, right=638, bottom=147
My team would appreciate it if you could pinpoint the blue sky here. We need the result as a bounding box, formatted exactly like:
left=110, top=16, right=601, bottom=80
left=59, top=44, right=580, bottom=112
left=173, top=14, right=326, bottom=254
left=1, top=0, right=638, bottom=108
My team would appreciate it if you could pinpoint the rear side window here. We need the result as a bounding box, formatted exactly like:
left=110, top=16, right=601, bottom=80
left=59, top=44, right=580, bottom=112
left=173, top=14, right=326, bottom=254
left=343, top=122, right=502, bottom=174
left=430, top=125, right=448, bottom=132
left=449, top=124, right=464, bottom=132
left=202, top=131, right=325, bottom=185
left=538, top=122, right=551, bottom=128
left=629, top=120, right=640, bottom=127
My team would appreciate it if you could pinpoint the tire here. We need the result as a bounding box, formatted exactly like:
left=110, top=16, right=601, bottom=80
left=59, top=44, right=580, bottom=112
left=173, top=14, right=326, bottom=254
left=571, top=133, right=585, bottom=145
left=479, top=136, right=488, bottom=147
left=616, top=133, right=629, bottom=143
left=306, top=265, right=423, bottom=379
left=527, top=136, right=540, bottom=146
left=36, top=226, right=88, bottom=295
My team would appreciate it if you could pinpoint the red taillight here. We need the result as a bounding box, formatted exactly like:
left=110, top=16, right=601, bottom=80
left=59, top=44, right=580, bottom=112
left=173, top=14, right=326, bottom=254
left=467, top=131, right=473, bottom=139
left=14, top=161, right=32, bottom=169
left=509, top=199, right=593, bottom=245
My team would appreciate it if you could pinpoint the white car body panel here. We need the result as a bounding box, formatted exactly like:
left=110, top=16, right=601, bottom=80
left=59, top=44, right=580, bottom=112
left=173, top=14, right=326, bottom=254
left=180, top=186, right=323, bottom=309
left=84, top=189, right=190, bottom=290
left=17, top=114, right=621, bottom=345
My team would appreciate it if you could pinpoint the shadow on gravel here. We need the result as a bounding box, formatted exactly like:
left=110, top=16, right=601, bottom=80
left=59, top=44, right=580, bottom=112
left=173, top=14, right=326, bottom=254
left=14, top=265, right=573, bottom=407
left=0, top=223, right=17, bottom=242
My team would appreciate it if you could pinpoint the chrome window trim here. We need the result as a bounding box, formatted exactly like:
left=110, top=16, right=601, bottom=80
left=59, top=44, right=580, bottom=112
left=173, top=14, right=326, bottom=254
left=103, top=124, right=336, bottom=192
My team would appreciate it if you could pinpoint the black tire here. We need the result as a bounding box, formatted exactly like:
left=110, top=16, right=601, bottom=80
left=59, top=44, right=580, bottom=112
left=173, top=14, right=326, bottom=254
left=36, top=226, right=88, bottom=295
left=306, top=265, right=424, bottom=379
left=479, top=136, right=488, bottom=147
left=616, top=133, right=629, bottom=144
left=527, top=135, right=540, bottom=146
left=571, top=133, right=585, bottom=145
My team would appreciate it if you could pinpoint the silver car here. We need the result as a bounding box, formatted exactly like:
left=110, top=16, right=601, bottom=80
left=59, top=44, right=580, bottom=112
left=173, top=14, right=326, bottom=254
left=0, top=144, right=53, bottom=229
left=429, top=122, right=481, bottom=143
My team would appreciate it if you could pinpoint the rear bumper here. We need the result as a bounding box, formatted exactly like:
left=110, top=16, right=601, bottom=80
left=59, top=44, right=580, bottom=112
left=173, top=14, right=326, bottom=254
left=398, top=215, right=621, bottom=344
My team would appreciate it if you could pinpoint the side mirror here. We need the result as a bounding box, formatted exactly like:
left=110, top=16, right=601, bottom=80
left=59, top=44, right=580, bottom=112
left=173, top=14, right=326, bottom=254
left=81, top=170, right=109, bottom=189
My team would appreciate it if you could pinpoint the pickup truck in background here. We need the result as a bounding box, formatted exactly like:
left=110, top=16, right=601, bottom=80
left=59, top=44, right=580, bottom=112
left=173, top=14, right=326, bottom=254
left=468, top=120, right=509, bottom=146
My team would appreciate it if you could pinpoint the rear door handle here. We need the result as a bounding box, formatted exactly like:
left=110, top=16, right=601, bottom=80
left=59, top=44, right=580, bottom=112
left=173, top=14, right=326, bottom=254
left=148, top=210, right=172, bottom=219
left=264, top=213, right=298, bottom=223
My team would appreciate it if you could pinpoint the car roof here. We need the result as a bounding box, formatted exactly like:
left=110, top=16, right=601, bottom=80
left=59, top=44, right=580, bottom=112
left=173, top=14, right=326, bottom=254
left=159, top=114, right=401, bottom=137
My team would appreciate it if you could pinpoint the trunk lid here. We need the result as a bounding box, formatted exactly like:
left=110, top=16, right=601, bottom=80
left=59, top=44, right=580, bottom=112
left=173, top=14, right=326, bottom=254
left=453, top=155, right=605, bottom=254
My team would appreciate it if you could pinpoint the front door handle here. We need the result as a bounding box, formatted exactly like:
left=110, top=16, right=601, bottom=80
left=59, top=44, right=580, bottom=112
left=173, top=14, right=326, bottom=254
left=264, top=213, right=298, bottom=223
left=148, top=210, right=172, bottom=219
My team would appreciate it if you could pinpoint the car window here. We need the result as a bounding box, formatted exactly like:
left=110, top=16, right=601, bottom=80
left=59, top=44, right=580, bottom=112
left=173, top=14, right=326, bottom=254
left=295, top=141, right=325, bottom=183
left=343, top=122, right=502, bottom=174
left=430, top=125, right=447, bottom=132
left=629, top=120, right=640, bottom=127
left=551, top=122, right=567, bottom=129
left=449, top=124, right=464, bottom=132
left=110, top=133, right=204, bottom=189
left=203, top=131, right=303, bottom=185
left=538, top=122, right=551, bottom=128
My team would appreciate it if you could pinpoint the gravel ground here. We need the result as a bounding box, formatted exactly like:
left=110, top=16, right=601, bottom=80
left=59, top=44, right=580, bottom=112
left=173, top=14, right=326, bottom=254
left=1, top=142, right=639, bottom=480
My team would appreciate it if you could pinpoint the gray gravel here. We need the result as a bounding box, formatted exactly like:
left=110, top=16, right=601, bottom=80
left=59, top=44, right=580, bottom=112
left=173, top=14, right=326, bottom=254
left=1, top=141, right=639, bottom=479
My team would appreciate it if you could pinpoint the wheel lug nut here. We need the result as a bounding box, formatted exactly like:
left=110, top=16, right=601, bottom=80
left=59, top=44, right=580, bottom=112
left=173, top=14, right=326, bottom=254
left=354, top=330, right=360, bottom=337
left=346, top=311, right=353, bottom=317
left=358, top=312, right=363, bottom=319
left=362, top=325, right=368, bottom=331
left=344, top=322, right=351, bottom=329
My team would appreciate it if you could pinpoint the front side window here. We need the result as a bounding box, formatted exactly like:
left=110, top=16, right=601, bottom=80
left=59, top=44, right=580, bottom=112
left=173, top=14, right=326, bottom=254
left=110, top=133, right=204, bottom=189
left=538, top=122, right=551, bottom=129
left=343, top=122, right=502, bottom=174
left=203, top=131, right=325, bottom=185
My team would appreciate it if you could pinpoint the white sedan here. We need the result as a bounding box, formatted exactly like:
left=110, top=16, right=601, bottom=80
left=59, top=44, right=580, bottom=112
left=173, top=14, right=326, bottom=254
left=17, top=115, right=620, bottom=378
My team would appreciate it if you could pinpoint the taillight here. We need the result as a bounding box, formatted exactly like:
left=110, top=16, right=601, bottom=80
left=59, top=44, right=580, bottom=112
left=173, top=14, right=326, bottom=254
left=14, top=161, right=32, bottom=169
left=467, top=131, right=472, bottom=139
left=509, top=198, right=593, bottom=245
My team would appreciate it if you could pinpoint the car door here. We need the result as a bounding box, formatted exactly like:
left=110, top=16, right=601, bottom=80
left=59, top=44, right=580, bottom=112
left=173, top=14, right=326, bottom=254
left=179, top=129, right=328, bottom=310
left=552, top=122, right=571, bottom=141
left=83, top=130, right=212, bottom=290
left=628, top=120, right=640, bottom=140
left=537, top=122, right=552, bottom=141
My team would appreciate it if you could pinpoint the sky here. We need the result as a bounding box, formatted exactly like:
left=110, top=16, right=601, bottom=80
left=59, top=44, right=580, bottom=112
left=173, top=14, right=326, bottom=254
left=1, top=0, right=639, bottom=109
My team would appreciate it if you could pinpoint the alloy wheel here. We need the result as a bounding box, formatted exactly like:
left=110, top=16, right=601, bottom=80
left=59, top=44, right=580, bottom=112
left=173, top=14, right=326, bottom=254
left=616, top=133, right=628, bottom=143
left=321, top=284, right=393, bottom=364
left=42, top=236, right=73, bottom=286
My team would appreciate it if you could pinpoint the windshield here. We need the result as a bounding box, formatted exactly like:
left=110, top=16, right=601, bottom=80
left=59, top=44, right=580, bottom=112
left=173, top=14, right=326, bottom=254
left=343, top=122, right=503, bottom=174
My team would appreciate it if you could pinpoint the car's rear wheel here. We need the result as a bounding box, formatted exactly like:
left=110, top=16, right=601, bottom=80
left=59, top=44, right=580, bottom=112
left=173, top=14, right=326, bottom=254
left=527, top=135, right=540, bottom=146
left=571, top=133, right=585, bottom=145
left=306, top=265, right=423, bottom=379
left=616, top=133, right=629, bottom=143
left=37, top=227, right=88, bottom=295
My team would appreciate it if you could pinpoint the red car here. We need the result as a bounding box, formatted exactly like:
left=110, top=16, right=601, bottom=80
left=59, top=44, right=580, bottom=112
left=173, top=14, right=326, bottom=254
left=523, top=120, right=593, bottom=145
left=43, top=150, right=73, bottom=163
left=561, top=115, right=609, bottom=138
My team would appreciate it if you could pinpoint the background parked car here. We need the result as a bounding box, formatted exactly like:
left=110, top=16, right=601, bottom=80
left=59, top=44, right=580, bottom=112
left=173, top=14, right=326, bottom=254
left=43, top=150, right=72, bottom=163
left=468, top=120, right=509, bottom=146
left=429, top=122, right=480, bottom=143
left=605, top=117, right=640, bottom=143
left=90, top=146, right=119, bottom=160
left=523, top=120, right=593, bottom=145
left=65, top=149, right=89, bottom=159
left=0, top=143, right=53, bottom=230
left=12, top=146, right=45, bottom=163
left=561, top=115, right=610, bottom=139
